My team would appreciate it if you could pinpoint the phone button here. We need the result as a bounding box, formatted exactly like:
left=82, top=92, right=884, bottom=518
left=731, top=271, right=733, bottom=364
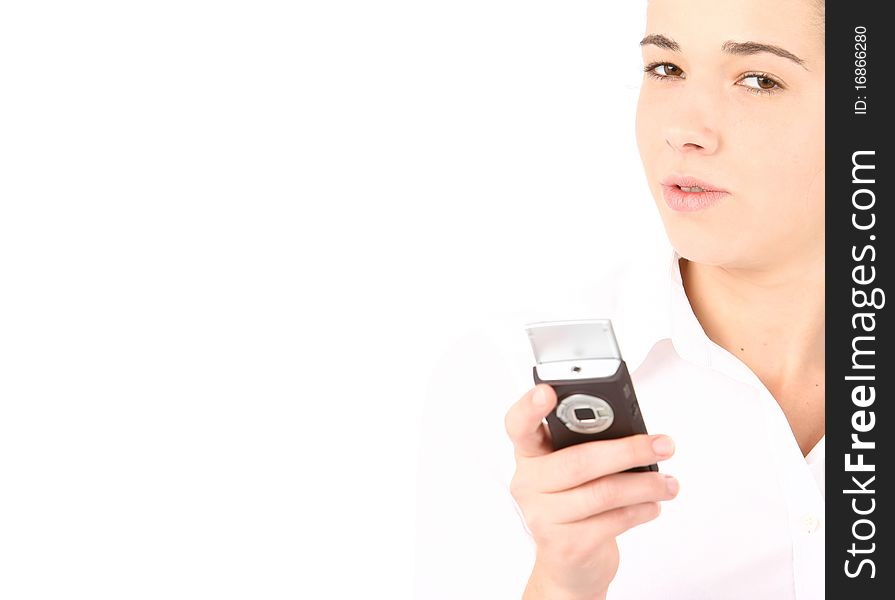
left=557, top=394, right=614, bottom=434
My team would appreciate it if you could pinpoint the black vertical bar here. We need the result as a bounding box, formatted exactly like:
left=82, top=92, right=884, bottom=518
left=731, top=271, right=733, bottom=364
left=827, top=1, right=893, bottom=597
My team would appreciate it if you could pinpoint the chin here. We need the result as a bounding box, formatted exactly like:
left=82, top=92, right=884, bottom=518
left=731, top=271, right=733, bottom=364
left=665, top=232, right=746, bottom=268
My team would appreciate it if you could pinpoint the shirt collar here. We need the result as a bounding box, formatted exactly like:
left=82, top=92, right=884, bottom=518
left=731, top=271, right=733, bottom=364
left=615, top=240, right=801, bottom=398
left=667, top=246, right=714, bottom=370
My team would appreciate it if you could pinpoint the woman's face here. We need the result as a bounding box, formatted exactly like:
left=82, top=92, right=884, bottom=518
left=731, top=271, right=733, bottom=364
left=635, top=0, right=824, bottom=268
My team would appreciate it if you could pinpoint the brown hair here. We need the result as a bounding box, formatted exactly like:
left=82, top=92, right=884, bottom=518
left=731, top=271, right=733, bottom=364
left=811, top=0, right=826, bottom=38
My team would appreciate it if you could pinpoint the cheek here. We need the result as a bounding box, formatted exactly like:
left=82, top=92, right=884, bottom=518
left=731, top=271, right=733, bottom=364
left=728, top=102, right=824, bottom=209
left=635, top=89, right=677, bottom=227
left=634, top=90, right=665, bottom=165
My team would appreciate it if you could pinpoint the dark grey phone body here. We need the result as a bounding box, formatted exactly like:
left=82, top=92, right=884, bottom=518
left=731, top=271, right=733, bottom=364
left=526, top=319, right=658, bottom=473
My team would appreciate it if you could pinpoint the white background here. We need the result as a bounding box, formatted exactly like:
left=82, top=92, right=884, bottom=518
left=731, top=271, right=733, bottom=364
left=0, top=1, right=665, bottom=598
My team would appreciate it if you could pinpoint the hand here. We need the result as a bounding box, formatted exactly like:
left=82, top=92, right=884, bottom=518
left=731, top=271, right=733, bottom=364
left=505, top=384, right=679, bottom=599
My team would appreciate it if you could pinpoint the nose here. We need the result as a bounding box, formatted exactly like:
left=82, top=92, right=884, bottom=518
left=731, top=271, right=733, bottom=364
left=662, top=90, right=721, bottom=155
left=665, top=123, right=720, bottom=155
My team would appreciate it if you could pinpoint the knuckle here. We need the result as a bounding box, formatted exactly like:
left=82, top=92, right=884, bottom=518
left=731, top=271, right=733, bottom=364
left=619, top=503, right=641, bottom=527
left=589, top=478, right=617, bottom=512
left=561, top=448, right=587, bottom=484
left=624, top=437, right=642, bottom=467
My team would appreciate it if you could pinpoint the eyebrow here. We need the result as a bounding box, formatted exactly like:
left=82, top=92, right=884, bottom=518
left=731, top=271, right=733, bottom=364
left=639, top=34, right=808, bottom=70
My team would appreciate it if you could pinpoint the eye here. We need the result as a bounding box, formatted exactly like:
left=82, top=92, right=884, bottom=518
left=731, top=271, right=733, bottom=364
left=643, top=62, right=685, bottom=80
left=739, top=73, right=784, bottom=96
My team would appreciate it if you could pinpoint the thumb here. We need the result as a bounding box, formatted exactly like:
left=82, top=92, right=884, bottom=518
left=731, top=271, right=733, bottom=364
left=504, top=384, right=557, bottom=458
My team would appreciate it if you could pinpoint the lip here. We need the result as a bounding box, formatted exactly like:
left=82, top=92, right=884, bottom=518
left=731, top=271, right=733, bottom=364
left=660, top=174, right=729, bottom=193
left=660, top=174, right=730, bottom=212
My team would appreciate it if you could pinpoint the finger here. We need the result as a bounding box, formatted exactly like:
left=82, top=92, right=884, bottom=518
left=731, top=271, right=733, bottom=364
left=544, top=471, right=680, bottom=524
left=528, top=433, right=675, bottom=492
left=554, top=501, right=663, bottom=543
left=504, top=384, right=557, bottom=458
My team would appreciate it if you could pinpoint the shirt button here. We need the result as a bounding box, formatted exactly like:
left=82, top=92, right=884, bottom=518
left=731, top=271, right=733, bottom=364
left=802, top=515, right=821, bottom=534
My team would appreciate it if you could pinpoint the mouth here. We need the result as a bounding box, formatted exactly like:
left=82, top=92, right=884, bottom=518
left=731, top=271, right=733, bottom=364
left=659, top=176, right=730, bottom=212
left=660, top=174, right=729, bottom=194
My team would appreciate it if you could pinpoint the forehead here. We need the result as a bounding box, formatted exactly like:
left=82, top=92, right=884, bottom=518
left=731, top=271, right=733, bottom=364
left=644, top=0, right=820, bottom=60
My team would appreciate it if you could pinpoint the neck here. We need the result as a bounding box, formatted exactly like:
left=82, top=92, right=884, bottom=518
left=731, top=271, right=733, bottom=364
left=679, top=248, right=825, bottom=383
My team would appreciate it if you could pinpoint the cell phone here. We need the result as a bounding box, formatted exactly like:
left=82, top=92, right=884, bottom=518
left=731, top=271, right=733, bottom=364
left=525, top=319, right=658, bottom=472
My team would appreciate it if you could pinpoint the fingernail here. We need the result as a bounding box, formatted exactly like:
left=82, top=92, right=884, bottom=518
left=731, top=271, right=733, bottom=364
left=664, top=475, right=680, bottom=495
left=652, top=435, right=674, bottom=457
left=533, top=387, right=547, bottom=406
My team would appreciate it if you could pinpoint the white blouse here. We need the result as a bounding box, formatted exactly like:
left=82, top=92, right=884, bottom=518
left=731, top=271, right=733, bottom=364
left=414, top=240, right=824, bottom=599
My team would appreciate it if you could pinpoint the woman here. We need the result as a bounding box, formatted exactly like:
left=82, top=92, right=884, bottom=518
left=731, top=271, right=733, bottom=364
left=414, top=0, right=825, bottom=598
left=506, top=0, right=825, bottom=598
